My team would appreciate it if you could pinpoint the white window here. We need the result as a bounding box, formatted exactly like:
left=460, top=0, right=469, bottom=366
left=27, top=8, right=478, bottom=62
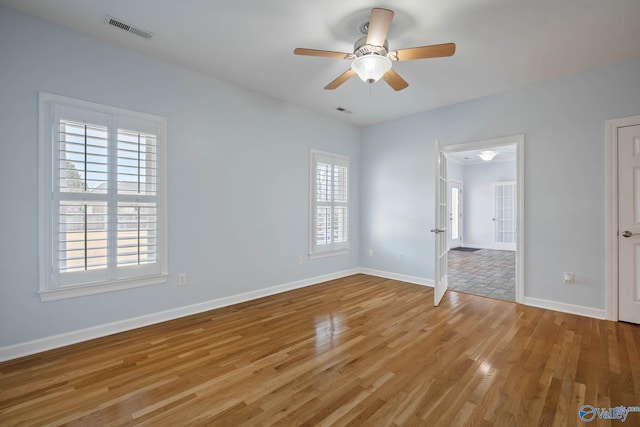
left=310, top=150, right=349, bottom=256
left=39, top=93, right=167, bottom=301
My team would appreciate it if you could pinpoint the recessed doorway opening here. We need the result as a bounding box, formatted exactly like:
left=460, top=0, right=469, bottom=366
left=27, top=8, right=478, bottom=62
left=442, top=136, right=524, bottom=303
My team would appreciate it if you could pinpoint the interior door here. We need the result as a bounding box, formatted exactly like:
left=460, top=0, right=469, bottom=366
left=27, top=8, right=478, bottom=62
left=492, top=182, right=517, bottom=251
left=619, top=124, right=640, bottom=324
left=449, top=182, right=462, bottom=249
left=432, top=140, right=448, bottom=306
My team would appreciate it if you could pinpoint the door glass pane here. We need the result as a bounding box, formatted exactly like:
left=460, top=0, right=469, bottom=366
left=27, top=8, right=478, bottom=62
left=636, top=168, right=640, bottom=224
left=451, top=187, right=459, bottom=240
left=504, top=185, right=513, bottom=197
left=636, top=245, right=640, bottom=301
left=495, top=183, right=516, bottom=244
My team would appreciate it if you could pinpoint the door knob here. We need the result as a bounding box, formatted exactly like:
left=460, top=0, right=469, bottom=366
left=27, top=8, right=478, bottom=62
left=622, top=230, right=634, bottom=238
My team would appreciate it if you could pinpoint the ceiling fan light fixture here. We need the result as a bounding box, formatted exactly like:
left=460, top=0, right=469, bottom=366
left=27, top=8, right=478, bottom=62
left=478, top=150, right=497, bottom=161
left=294, top=8, right=455, bottom=91
left=351, top=54, right=392, bottom=84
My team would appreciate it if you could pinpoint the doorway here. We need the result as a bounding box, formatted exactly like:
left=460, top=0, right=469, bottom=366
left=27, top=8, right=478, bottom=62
left=441, top=135, right=524, bottom=303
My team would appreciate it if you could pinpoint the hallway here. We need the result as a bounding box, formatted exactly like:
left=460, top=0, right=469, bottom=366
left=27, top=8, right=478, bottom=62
left=448, top=248, right=515, bottom=301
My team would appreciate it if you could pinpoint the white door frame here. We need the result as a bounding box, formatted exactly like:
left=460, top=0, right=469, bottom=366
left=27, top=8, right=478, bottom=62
left=606, top=114, right=640, bottom=321
left=441, top=134, right=525, bottom=303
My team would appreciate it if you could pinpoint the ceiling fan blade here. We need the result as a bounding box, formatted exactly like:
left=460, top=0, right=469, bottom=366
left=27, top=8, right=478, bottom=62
left=366, top=8, right=394, bottom=47
left=392, top=43, right=456, bottom=61
left=382, top=69, right=409, bottom=91
left=294, top=48, right=351, bottom=59
left=324, top=69, right=356, bottom=90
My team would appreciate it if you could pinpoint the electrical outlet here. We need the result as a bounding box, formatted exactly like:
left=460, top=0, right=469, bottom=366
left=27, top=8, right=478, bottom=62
left=178, top=273, right=187, bottom=286
left=399, top=252, right=404, bottom=263
left=298, top=256, right=303, bottom=265
left=563, top=272, right=574, bottom=284
left=368, top=249, right=373, bottom=256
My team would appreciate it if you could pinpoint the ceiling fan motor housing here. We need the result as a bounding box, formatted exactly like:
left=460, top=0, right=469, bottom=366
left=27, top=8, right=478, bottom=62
left=353, top=36, right=389, bottom=58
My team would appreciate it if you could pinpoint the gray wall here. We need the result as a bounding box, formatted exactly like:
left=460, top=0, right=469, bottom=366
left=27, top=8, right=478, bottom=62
left=462, top=161, right=517, bottom=247
left=3, top=4, right=640, bottom=350
left=0, top=7, right=360, bottom=347
left=360, top=56, right=640, bottom=310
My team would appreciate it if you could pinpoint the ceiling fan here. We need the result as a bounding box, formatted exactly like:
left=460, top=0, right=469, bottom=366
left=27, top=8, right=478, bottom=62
left=294, top=8, right=455, bottom=91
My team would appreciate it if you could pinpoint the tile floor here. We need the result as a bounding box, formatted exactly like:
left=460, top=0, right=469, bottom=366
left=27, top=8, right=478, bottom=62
left=448, top=248, right=515, bottom=301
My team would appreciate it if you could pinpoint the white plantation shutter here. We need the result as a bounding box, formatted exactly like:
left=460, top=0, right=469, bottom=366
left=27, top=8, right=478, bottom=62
left=310, top=150, right=349, bottom=255
left=40, top=94, right=167, bottom=299
left=116, top=128, right=158, bottom=271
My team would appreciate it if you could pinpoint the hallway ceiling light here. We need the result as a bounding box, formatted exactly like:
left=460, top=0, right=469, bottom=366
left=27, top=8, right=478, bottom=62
left=478, top=150, right=497, bottom=161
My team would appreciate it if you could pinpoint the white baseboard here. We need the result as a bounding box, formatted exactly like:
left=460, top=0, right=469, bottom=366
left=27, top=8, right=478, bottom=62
left=360, top=269, right=606, bottom=320
left=0, top=269, right=359, bottom=362
left=523, top=296, right=606, bottom=320
left=359, top=268, right=434, bottom=288
left=0, top=268, right=609, bottom=362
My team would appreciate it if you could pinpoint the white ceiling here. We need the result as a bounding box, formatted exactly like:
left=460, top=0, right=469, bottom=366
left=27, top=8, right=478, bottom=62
left=3, top=0, right=640, bottom=126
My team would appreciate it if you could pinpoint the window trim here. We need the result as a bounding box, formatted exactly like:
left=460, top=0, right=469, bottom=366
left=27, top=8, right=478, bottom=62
left=38, top=92, right=168, bottom=301
left=309, top=149, right=350, bottom=258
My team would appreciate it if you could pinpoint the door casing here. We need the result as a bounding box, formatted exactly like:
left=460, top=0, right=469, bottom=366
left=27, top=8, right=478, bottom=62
left=441, top=134, right=525, bottom=304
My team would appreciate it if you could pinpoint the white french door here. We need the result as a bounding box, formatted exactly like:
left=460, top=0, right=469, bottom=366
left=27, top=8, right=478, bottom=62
left=618, top=124, right=640, bottom=324
left=432, top=140, right=448, bottom=306
left=492, top=182, right=516, bottom=251
left=448, top=182, right=462, bottom=249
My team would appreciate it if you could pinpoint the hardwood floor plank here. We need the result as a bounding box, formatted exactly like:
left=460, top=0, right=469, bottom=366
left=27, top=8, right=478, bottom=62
left=1, top=274, right=638, bottom=426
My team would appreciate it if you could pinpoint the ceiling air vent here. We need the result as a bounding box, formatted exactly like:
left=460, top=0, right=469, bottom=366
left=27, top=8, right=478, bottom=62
left=104, top=15, right=154, bottom=39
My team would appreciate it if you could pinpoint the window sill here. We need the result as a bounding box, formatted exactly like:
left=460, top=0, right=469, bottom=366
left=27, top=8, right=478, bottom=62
left=39, top=274, right=169, bottom=302
left=309, top=249, right=350, bottom=259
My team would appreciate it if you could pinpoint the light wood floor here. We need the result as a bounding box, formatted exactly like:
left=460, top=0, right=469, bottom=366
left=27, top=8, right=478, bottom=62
left=1, top=274, right=639, bottom=426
